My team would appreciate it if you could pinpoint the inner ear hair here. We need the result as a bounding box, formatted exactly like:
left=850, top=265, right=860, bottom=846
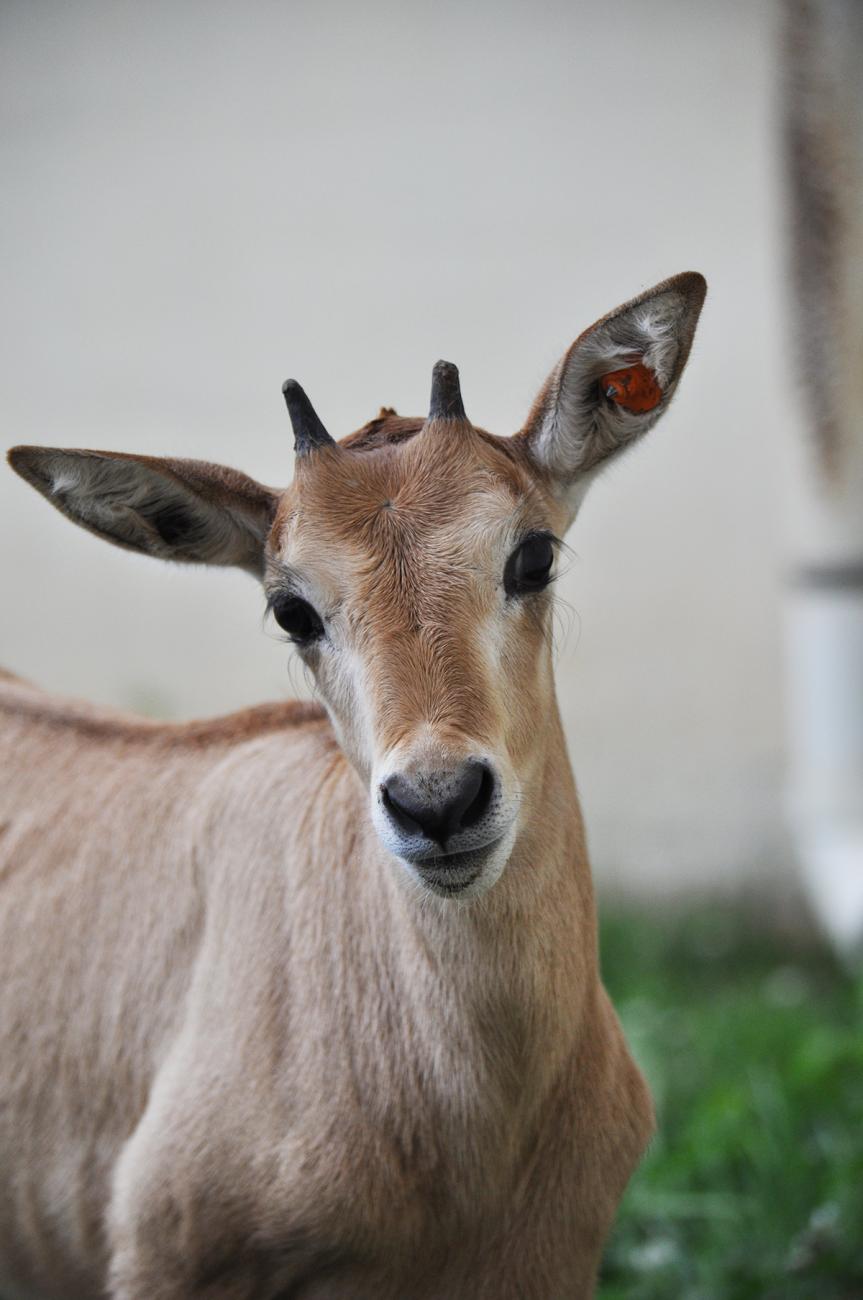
left=7, top=446, right=280, bottom=576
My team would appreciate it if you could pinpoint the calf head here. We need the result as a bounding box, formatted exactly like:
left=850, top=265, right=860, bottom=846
left=8, top=272, right=705, bottom=898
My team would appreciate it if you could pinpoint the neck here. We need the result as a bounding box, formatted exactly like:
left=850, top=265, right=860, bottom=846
left=362, top=701, right=599, bottom=1115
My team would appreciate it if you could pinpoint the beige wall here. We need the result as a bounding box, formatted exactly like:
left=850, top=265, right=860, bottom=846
left=0, top=0, right=799, bottom=896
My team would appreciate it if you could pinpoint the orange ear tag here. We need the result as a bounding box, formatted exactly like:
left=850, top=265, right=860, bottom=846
left=599, top=362, right=663, bottom=414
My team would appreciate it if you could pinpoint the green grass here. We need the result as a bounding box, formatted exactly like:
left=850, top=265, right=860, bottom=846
left=598, top=906, right=863, bottom=1300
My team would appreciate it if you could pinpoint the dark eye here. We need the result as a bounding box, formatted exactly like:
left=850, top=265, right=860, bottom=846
left=504, top=534, right=555, bottom=597
left=271, top=595, right=324, bottom=645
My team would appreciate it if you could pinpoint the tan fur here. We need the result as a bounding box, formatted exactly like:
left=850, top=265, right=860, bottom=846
left=0, top=274, right=706, bottom=1298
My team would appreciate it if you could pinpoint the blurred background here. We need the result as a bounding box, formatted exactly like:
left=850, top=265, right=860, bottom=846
left=1, top=2, right=861, bottom=1293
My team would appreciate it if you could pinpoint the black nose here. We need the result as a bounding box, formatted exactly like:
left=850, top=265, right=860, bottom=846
left=381, top=761, right=495, bottom=847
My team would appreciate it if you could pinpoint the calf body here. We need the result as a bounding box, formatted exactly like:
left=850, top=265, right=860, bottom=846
left=0, top=680, right=647, bottom=1298
left=0, top=272, right=705, bottom=1297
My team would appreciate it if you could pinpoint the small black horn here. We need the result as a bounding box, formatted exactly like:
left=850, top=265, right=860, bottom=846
left=282, top=380, right=337, bottom=456
left=428, top=360, right=467, bottom=422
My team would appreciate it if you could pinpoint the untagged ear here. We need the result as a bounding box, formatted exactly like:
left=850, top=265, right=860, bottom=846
left=520, top=271, right=706, bottom=511
left=7, top=447, right=279, bottom=577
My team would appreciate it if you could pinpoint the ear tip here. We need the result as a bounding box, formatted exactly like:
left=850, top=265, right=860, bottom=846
left=674, top=270, right=708, bottom=305
left=7, top=446, right=71, bottom=496
left=7, top=445, right=38, bottom=475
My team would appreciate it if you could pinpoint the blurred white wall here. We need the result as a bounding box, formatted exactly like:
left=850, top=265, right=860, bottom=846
left=0, top=0, right=801, bottom=898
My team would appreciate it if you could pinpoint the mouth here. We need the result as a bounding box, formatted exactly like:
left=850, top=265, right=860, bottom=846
left=406, top=842, right=501, bottom=896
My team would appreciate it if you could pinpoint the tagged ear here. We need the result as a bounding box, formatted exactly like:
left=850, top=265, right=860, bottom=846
left=520, top=271, right=706, bottom=506
left=7, top=447, right=280, bottom=577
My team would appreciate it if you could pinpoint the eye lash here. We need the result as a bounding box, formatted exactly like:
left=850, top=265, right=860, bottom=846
left=263, top=559, right=306, bottom=608
left=264, top=583, right=302, bottom=618
left=264, top=590, right=287, bottom=618
left=521, top=528, right=561, bottom=551
left=538, top=531, right=572, bottom=576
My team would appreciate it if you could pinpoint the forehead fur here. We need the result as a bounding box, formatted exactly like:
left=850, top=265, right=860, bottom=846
left=271, top=413, right=549, bottom=553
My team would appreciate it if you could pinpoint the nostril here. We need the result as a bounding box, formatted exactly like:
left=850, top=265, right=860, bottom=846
left=458, top=762, right=495, bottom=830
left=381, top=778, right=426, bottom=837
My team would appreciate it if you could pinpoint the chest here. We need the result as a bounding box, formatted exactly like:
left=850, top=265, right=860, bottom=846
left=202, top=1076, right=592, bottom=1300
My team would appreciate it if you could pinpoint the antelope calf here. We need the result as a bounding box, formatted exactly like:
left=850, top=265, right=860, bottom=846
left=0, top=271, right=705, bottom=1299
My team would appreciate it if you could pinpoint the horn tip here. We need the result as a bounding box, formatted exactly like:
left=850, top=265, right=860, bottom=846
left=281, top=378, right=336, bottom=454
left=428, top=359, right=467, bottom=422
